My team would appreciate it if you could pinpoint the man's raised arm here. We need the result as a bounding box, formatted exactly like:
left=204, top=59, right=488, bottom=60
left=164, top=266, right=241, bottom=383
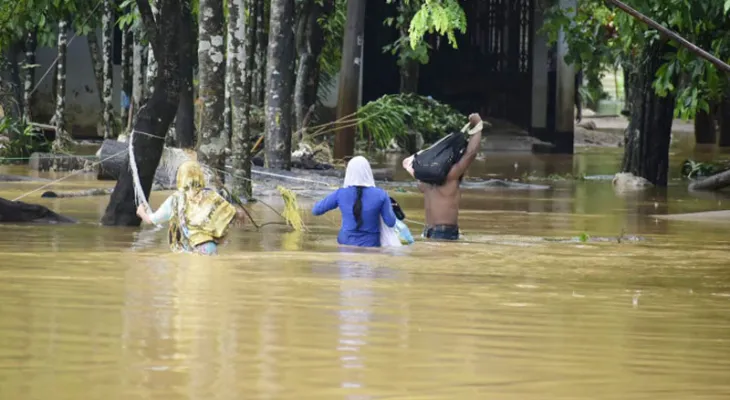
left=447, top=113, right=483, bottom=181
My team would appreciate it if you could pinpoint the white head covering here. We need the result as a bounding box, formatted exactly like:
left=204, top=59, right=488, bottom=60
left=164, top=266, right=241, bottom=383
left=343, top=156, right=375, bottom=188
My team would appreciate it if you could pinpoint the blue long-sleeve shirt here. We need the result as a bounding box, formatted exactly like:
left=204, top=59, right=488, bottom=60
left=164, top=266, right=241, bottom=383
left=312, top=186, right=396, bottom=247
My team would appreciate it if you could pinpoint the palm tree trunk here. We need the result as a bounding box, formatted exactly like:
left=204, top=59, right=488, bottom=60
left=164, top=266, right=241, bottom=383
left=175, top=0, right=196, bottom=148
left=102, top=0, right=116, bottom=138
left=23, top=30, right=38, bottom=122
left=52, top=19, right=73, bottom=152
left=264, top=0, right=296, bottom=169
left=230, top=0, right=256, bottom=198
left=196, top=0, right=228, bottom=178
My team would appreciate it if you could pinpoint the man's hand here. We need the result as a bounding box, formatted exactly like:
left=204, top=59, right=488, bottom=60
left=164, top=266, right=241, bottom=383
left=402, top=155, right=415, bottom=178
left=137, top=204, right=153, bottom=224
left=466, top=113, right=484, bottom=136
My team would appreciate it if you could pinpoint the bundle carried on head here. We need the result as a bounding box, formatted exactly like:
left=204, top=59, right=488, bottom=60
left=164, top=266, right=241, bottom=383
left=411, top=117, right=484, bottom=186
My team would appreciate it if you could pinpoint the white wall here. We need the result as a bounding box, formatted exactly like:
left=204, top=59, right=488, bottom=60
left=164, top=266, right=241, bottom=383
left=29, top=29, right=122, bottom=136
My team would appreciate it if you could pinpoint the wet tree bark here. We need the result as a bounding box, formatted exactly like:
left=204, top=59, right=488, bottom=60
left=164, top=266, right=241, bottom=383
left=694, top=107, right=716, bottom=145
left=621, top=41, right=677, bottom=187
left=689, top=169, right=730, bottom=191
left=102, top=0, right=116, bottom=138
left=121, top=23, right=134, bottom=132
left=231, top=0, right=257, bottom=198
left=294, top=0, right=331, bottom=137
left=175, top=0, right=196, bottom=149
left=264, top=0, right=296, bottom=170
left=254, top=0, right=268, bottom=106
left=196, top=0, right=227, bottom=177
left=52, top=19, right=73, bottom=153
left=87, top=31, right=105, bottom=108
left=132, top=29, right=148, bottom=114
left=23, top=30, right=38, bottom=122
left=718, top=91, right=730, bottom=147
left=101, top=0, right=182, bottom=226
left=400, top=59, right=419, bottom=94
left=334, top=0, right=366, bottom=160
left=223, top=0, right=239, bottom=143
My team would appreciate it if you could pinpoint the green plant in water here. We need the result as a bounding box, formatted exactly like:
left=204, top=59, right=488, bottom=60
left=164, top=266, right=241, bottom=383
left=578, top=232, right=590, bottom=243
left=0, top=117, right=51, bottom=163
left=681, top=159, right=729, bottom=179
left=355, top=93, right=466, bottom=149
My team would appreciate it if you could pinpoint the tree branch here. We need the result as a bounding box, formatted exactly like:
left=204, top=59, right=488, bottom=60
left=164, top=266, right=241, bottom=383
left=136, top=0, right=158, bottom=60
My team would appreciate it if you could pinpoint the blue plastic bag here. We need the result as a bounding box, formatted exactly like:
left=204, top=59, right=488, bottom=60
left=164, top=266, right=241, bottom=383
left=395, top=220, right=415, bottom=245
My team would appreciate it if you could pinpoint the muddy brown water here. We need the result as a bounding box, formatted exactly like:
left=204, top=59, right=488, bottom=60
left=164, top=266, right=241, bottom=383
left=1, top=148, right=730, bottom=399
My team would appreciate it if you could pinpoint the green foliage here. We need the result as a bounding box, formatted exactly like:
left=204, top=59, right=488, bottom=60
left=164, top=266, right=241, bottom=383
left=382, top=0, right=466, bottom=69
left=0, top=117, right=51, bottom=162
left=542, top=1, right=621, bottom=110
left=543, top=0, right=730, bottom=120
left=356, top=93, right=466, bottom=148
left=681, top=159, right=729, bottom=179
left=402, top=0, right=465, bottom=50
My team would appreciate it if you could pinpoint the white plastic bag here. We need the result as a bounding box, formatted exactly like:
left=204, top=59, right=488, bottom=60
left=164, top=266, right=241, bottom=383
left=379, top=218, right=402, bottom=247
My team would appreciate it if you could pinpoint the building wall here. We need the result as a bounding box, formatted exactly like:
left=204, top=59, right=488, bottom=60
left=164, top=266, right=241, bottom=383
left=6, top=29, right=123, bottom=137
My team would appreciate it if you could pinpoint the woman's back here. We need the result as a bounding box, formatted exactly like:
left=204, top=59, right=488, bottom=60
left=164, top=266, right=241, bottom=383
left=312, top=186, right=396, bottom=247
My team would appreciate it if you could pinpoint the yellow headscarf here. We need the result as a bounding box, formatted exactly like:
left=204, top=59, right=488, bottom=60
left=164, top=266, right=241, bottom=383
left=168, top=161, right=237, bottom=251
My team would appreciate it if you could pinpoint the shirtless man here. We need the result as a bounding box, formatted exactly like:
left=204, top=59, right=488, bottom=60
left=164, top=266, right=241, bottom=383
left=401, top=113, right=483, bottom=240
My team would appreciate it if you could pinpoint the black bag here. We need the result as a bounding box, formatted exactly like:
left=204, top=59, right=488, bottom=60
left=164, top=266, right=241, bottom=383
left=389, top=197, right=406, bottom=220
left=412, top=131, right=468, bottom=185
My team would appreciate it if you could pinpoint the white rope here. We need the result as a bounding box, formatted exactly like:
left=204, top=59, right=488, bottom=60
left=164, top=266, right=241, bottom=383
left=128, top=127, right=150, bottom=211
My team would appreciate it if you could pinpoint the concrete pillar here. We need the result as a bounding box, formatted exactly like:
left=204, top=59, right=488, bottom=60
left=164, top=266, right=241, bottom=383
left=554, top=0, right=576, bottom=153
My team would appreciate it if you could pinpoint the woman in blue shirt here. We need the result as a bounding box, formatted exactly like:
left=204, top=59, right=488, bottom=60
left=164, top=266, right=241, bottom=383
left=312, top=156, right=397, bottom=247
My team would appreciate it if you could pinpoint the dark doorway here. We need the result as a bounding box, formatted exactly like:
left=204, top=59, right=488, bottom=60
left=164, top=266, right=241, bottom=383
left=363, top=0, right=535, bottom=129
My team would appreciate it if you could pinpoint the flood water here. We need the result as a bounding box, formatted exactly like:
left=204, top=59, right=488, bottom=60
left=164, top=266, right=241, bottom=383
left=1, top=147, right=730, bottom=399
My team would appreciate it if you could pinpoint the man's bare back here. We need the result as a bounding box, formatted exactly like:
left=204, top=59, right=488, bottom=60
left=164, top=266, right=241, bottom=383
left=403, top=113, right=483, bottom=240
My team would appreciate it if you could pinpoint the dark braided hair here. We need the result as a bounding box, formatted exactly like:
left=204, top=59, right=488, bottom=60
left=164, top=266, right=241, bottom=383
left=353, top=186, right=364, bottom=229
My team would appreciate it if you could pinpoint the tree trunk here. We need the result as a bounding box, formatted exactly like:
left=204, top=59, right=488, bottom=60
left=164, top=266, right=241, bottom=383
left=694, top=107, right=716, bottom=145
left=334, top=0, right=366, bottom=160
left=87, top=30, right=105, bottom=107
left=101, top=0, right=182, bottom=226
left=294, top=0, right=330, bottom=137
left=121, top=24, right=134, bottom=132
left=621, top=63, right=631, bottom=116
left=231, top=0, right=256, bottom=198
left=0, top=197, right=76, bottom=224
left=102, top=0, right=116, bottom=138
left=223, top=0, right=236, bottom=144
left=621, top=41, right=677, bottom=187
left=718, top=90, right=730, bottom=147
left=689, top=169, right=730, bottom=191
left=264, top=0, right=296, bottom=170
left=52, top=19, right=73, bottom=152
left=132, top=29, right=148, bottom=114
left=399, top=58, right=419, bottom=94
left=196, top=0, right=228, bottom=178
left=23, top=30, right=38, bottom=122
left=146, top=45, right=157, bottom=96
left=175, top=0, right=196, bottom=148
left=254, top=0, right=268, bottom=106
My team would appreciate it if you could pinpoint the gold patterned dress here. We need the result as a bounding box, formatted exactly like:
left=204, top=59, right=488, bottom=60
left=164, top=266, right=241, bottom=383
left=148, top=161, right=237, bottom=255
